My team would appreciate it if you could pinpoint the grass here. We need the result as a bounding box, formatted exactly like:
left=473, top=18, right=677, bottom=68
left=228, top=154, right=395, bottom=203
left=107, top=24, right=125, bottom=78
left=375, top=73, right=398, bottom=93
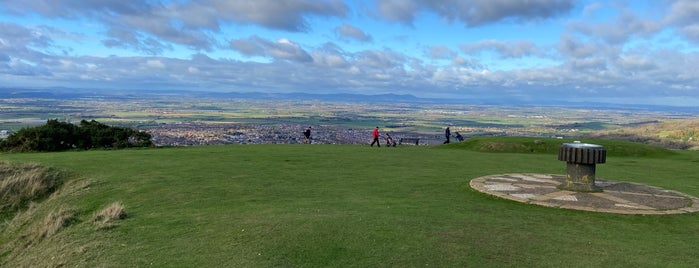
left=0, top=161, right=63, bottom=219
left=1, top=141, right=699, bottom=267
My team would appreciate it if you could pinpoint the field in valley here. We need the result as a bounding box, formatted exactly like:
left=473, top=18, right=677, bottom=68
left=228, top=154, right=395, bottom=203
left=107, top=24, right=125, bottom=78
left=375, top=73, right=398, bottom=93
left=2, top=90, right=697, bottom=148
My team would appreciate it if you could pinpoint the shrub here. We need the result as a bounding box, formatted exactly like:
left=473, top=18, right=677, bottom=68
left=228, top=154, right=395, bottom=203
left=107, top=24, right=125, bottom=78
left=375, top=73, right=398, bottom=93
left=0, top=119, right=153, bottom=152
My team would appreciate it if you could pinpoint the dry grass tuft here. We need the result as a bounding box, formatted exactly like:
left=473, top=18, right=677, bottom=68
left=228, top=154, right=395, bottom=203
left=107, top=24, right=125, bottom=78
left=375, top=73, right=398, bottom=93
left=37, top=207, right=76, bottom=239
left=0, top=161, right=63, bottom=215
left=0, top=207, right=76, bottom=264
left=93, top=201, right=127, bottom=229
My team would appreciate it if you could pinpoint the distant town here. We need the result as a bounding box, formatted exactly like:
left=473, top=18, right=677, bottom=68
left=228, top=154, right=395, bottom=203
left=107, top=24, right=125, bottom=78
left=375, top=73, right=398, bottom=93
left=145, top=121, right=569, bottom=146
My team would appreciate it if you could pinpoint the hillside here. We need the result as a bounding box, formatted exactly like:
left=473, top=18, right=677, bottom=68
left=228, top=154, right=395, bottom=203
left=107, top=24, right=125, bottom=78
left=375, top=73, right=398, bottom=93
left=586, top=118, right=699, bottom=150
left=444, top=136, right=677, bottom=158
left=1, top=143, right=699, bottom=267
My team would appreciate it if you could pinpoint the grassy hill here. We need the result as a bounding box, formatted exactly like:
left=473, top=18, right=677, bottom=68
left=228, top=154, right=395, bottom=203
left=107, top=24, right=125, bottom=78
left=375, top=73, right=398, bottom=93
left=2, top=140, right=699, bottom=267
left=446, top=136, right=677, bottom=158
left=586, top=118, right=699, bottom=150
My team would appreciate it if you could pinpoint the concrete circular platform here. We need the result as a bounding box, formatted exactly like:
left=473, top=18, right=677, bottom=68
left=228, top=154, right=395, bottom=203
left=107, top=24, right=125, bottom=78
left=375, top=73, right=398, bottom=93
left=470, top=173, right=699, bottom=215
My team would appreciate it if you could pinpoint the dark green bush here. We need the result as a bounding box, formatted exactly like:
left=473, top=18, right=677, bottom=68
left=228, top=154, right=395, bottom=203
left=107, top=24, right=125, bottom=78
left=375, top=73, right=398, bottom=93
left=0, top=119, right=152, bottom=152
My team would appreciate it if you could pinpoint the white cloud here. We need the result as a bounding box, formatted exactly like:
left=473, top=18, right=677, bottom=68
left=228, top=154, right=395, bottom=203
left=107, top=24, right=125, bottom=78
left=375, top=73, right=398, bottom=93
left=680, top=24, right=699, bottom=41
left=355, top=49, right=405, bottom=69
left=375, top=0, right=575, bottom=26
left=617, top=55, right=655, bottom=71
left=1, top=0, right=348, bottom=53
left=335, top=23, right=372, bottom=42
left=146, top=59, right=165, bottom=69
left=201, top=0, right=348, bottom=31
left=568, top=8, right=662, bottom=44
left=425, top=45, right=457, bottom=60
left=666, top=0, right=699, bottom=44
left=665, top=0, right=699, bottom=33
left=230, top=36, right=312, bottom=62
left=460, top=40, right=540, bottom=58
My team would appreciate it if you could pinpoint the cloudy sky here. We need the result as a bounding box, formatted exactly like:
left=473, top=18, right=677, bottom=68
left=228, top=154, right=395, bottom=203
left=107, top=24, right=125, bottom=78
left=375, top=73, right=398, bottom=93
left=0, top=0, right=698, bottom=106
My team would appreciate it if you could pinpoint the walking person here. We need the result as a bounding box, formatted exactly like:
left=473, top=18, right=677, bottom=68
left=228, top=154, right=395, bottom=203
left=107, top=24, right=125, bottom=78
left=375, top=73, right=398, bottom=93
left=370, top=126, right=381, bottom=147
left=443, top=126, right=451, bottom=144
left=304, top=126, right=312, bottom=144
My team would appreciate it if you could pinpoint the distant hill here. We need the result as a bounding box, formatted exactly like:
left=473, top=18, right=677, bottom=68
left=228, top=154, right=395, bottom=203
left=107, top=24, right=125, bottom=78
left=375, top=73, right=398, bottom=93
left=2, top=87, right=699, bottom=112
left=0, top=87, right=423, bottom=104
left=200, top=91, right=425, bottom=103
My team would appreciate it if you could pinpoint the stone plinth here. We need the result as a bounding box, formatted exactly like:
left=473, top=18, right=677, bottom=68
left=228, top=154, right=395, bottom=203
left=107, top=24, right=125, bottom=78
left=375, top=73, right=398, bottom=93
left=558, top=142, right=606, bottom=192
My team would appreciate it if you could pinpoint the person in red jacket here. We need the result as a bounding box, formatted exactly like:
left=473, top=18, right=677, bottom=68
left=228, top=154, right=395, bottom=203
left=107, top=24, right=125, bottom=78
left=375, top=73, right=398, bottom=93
left=370, top=126, right=381, bottom=147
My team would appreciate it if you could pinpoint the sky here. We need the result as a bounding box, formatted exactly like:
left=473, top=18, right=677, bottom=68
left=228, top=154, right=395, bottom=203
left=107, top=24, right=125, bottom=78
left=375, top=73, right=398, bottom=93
left=0, top=0, right=698, bottom=106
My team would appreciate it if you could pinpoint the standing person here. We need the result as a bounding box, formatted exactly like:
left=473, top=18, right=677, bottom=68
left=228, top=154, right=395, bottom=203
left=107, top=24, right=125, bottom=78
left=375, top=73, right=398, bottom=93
left=370, top=126, right=381, bottom=147
left=304, top=126, right=312, bottom=144
left=443, top=126, right=451, bottom=144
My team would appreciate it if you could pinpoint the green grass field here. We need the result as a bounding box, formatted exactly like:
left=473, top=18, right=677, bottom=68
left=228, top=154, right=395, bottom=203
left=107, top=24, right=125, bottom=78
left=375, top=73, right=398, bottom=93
left=2, top=138, right=699, bottom=267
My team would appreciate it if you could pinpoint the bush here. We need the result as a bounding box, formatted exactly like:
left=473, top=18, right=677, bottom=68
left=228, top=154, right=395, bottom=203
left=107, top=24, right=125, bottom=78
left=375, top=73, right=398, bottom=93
left=0, top=119, right=153, bottom=152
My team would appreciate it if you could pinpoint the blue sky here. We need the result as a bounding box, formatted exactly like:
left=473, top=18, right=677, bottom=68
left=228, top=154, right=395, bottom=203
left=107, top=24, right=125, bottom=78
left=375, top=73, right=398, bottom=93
left=0, top=0, right=698, bottom=106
